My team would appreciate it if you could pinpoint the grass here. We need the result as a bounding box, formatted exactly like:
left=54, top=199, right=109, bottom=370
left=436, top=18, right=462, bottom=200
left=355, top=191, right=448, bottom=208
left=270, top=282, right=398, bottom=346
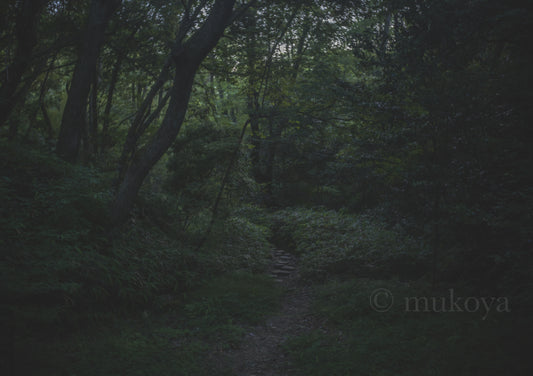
left=4, top=271, right=283, bottom=376
left=286, top=278, right=533, bottom=376
left=10, top=319, right=208, bottom=376
left=269, top=206, right=532, bottom=375
left=183, top=271, right=284, bottom=327
left=269, top=207, right=426, bottom=280
left=0, top=141, right=283, bottom=375
left=4, top=143, right=530, bottom=375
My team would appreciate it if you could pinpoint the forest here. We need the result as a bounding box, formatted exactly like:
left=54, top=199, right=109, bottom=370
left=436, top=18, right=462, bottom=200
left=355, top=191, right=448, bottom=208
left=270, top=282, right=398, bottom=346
left=1, top=0, right=532, bottom=375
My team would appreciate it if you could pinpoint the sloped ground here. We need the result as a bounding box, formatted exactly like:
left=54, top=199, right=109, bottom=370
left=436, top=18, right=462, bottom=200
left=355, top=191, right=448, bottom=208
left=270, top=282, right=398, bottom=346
left=212, top=250, right=322, bottom=376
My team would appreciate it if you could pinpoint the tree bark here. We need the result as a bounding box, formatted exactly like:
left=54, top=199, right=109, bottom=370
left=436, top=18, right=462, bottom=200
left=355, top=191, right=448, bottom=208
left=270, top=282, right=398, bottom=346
left=101, top=27, right=138, bottom=151
left=87, top=59, right=99, bottom=156
left=23, top=55, right=55, bottom=141
left=110, top=0, right=236, bottom=226
left=242, top=9, right=267, bottom=184
left=116, top=58, right=172, bottom=186
left=102, top=55, right=123, bottom=150
left=39, top=57, right=55, bottom=141
left=56, top=0, right=121, bottom=162
left=291, top=16, right=310, bottom=80
left=7, top=58, right=48, bottom=139
left=0, top=0, right=48, bottom=128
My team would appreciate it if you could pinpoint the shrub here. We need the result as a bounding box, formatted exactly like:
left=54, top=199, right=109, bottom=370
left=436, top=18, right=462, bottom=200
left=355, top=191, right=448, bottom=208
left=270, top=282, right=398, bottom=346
left=270, top=207, right=427, bottom=279
left=204, top=215, right=272, bottom=273
left=287, top=277, right=532, bottom=376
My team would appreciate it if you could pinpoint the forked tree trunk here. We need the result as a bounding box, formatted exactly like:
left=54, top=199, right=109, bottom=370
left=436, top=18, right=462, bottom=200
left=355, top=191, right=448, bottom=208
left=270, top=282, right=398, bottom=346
left=56, top=0, right=121, bottom=162
left=110, top=0, right=237, bottom=225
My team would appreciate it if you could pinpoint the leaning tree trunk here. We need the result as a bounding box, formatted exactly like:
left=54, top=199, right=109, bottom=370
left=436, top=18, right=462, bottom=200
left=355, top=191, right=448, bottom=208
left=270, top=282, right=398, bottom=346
left=56, top=0, right=121, bottom=162
left=110, top=0, right=237, bottom=226
left=0, top=0, right=48, bottom=128
left=111, top=67, right=195, bottom=224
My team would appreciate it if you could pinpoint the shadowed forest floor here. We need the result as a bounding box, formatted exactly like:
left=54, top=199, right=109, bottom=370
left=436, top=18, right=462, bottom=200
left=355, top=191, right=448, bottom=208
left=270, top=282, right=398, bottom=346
left=212, top=250, right=322, bottom=376
left=1, top=143, right=531, bottom=375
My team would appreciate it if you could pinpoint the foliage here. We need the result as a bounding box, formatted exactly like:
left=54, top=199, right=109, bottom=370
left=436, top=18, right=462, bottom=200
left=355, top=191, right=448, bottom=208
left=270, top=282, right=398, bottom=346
left=165, top=120, right=252, bottom=225
left=1, top=141, right=112, bottom=324
left=12, top=322, right=208, bottom=376
left=184, top=271, right=283, bottom=328
left=287, top=278, right=533, bottom=376
left=2, top=0, right=533, bottom=374
left=0, top=141, right=278, bottom=374
left=204, top=215, right=273, bottom=273
left=6, top=271, right=283, bottom=376
left=271, top=207, right=426, bottom=279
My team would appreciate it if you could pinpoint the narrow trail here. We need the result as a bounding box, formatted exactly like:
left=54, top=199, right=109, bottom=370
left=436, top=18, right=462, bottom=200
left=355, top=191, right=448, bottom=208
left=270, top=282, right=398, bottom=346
left=215, top=249, right=319, bottom=376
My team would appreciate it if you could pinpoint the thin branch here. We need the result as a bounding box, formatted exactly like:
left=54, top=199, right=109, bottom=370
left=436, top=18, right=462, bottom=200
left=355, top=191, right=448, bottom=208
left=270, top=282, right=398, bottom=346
left=229, top=0, right=257, bottom=24
left=135, top=89, right=172, bottom=142
left=194, top=118, right=251, bottom=252
left=176, top=0, right=209, bottom=43
left=259, top=6, right=300, bottom=107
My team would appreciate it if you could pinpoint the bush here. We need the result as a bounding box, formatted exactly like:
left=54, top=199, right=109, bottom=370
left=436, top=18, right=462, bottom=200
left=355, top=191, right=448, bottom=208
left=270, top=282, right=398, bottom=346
left=270, top=207, right=427, bottom=279
left=184, top=271, right=283, bottom=327
left=0, top=142, right=205, bottom=328
left=287, top=278, right=533, bottom=376
left=0, top=142, right=282, bottom=375
left=204, top=214, right=273, bottom=273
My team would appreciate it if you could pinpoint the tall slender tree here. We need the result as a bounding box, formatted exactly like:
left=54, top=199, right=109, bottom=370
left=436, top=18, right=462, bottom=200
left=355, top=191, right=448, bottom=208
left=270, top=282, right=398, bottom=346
left=56, top=0, right=122, bottom=162
left=0, top=0, right=49, bottom=128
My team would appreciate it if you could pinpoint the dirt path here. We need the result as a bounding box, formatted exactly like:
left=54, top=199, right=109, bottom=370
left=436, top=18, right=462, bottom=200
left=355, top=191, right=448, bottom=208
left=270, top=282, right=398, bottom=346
left=215, top=249, right=318, bottom=376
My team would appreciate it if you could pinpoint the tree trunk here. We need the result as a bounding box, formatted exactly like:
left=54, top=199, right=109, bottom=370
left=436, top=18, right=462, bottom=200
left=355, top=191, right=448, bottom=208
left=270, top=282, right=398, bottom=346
left=102, top=30, right=135, bottom=151
left=243, top=10, right=264, bottom=182
left=56, top=0, right=121, bottom=162
left=110, top=0, right=236, bottom=225
left=292, top=16, right=310, bottom=80
left=23, top=56, right=55, bottom=141
left=116, top=58, right=172, bottom=187
left=0, top=0, right=48, bottom=128
left=101, top=57, right=123, bottom=150
left=8, top=59, right=48, bottom=139
left=87, top=59, right=99, bottom=156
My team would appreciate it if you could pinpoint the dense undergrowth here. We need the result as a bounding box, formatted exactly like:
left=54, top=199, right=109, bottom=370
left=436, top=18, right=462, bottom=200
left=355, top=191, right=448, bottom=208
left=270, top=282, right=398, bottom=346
left=270, top=208, right=427, bottom=280
left=269, top=208, right=533, bottom=376
left=287, top=278, right=532, bottom=376
left=0, top=142, right=280, bottom=375
left=1, top=141, right=532, bottom=375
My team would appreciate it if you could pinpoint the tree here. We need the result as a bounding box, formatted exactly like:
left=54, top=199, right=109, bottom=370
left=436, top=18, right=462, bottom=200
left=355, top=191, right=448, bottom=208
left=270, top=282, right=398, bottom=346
left=0, top=0, right=49, bottom=128
left=56, top=0, right=122, bottom=162
left=231, top=1, right=357, bottom=205
left=110, top=0, right=241, bottom=225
